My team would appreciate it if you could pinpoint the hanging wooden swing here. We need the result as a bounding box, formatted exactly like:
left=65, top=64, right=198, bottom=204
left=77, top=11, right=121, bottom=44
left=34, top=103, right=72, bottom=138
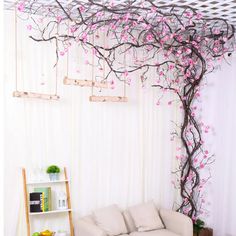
left=63, top=76, right=108, bottom=88
left=63, top=21, right=108, bottom=90
left=89, top=31, right=128, bottom=103
left=13, top=8, right=60, bottom=101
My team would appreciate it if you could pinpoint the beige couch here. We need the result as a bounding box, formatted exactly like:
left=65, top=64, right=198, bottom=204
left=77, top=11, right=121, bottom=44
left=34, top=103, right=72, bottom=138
left=78, top=207, right=193, bottom=236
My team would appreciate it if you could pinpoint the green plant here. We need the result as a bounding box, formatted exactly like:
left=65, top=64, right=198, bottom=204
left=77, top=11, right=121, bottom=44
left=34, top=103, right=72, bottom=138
left=193, top=219, right=205, bottom=235
left=46, top=165, right=60, bottom=174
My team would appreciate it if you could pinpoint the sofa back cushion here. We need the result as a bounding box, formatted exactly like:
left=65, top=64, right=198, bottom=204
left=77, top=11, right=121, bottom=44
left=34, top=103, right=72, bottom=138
left=93, top=204, right=128, bottom=236
left=128, top=201, right=164, bottom=232
left=123, top=210, right=137, bottom=233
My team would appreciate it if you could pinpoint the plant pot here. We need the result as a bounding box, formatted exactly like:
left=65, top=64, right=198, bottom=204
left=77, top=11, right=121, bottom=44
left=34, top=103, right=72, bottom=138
left=193, top=228, right=213, bottom=236
left=48, top=173, right=59, bottom=181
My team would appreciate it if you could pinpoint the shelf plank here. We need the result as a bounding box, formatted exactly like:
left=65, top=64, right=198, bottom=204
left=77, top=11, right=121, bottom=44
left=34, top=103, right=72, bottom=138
left=27, top=179, right=69, bottom=185
left=29, top=209, right=72, bottom=216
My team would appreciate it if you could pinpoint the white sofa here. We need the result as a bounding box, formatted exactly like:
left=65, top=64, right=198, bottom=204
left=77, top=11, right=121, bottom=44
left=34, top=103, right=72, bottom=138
left=77, top=205, right=193, bottom=236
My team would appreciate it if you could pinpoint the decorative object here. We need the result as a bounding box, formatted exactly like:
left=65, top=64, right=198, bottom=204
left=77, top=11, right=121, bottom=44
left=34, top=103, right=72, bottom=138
left=56, top=230, right=68, bottom=236
left=32, top=232, right=40, bottom=236
left=40, top=230, right=55, bottom=236
left=46, top=165, right=60, bottom=181
left=57, top=192, right=68, bottom=210
left=17, top=0, right=236, bottom=223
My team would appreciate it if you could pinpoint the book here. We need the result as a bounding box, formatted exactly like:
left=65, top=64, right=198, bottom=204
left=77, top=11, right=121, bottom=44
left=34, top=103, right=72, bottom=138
left=29, top=192, right=44, bottom=212
left=34, top=187, right=52, bottom=212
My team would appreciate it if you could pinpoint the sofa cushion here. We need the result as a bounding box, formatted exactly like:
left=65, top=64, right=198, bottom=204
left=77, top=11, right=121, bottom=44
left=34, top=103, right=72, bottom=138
left=128, top=201, right=164, bottom=232
left=93, top=204, right=128, bottom=236
left=129, top=229, right=180, bottom=236
left=123, top=210, right=137, bottom=233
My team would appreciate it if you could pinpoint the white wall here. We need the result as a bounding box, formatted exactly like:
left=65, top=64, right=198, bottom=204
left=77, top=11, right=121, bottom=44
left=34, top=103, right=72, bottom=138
left=4, top=11, right=178, bottom=235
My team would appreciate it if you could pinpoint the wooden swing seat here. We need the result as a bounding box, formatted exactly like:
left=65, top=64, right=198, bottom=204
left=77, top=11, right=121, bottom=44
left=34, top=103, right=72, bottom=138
left=64, top=76, right=108, bottom=89
left=89, top=95, right=128, bottom=102
left=13, top=91, right=60, bottom=100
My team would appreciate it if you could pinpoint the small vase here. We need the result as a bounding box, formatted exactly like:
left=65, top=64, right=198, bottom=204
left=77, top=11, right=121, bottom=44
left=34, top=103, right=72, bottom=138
left=49, top=173, right=59, bottom=181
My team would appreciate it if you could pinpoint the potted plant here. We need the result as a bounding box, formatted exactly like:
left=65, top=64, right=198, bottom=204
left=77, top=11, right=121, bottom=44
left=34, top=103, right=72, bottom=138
left=46, top=165, right=60, bottom=181
left=193, top=219, right=213, bottom=236
left=193, top=219, right=205, bottom=236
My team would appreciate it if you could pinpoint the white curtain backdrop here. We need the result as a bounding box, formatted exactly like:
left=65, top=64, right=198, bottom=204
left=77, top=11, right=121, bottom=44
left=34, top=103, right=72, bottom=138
left=4, top=10, right=236, bottom=236
left=201, top=54, right=236, bottom=236
left=4, top=11, right=178, bottom=235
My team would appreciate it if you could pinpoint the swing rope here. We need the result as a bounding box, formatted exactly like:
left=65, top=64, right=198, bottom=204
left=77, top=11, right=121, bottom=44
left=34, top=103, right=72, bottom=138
left=13, top=7, right=59, bottom=100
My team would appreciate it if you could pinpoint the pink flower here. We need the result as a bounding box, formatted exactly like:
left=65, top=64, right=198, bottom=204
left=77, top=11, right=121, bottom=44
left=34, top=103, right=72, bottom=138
left=81, top=32, right=88, bottom=42
left=110, top=80, right=115, bottom=90
left=132, top=21, right=138, bottom=27
left=168, top=101, right=172, bottom=105
left=146, top=34, right=153, bottom=41
left=56, top=16, right=62, bottom=23
left=151, top=6, right=157, bottom=13
left=137, top=16, right=143, bottom=22
left=123, top=13, right=130, bottom=22
left=200, top=163, right=205, bottom=169
left=185, top=11, right=193, bottom=18
left=96, top=11, right=104, bottom=17
left=60, top=51, right=65, bottom=56
left=17, top=2, right=25, bottom=12
left=123, top=71, right=129, bottom=77
left=79, top=5, right=85, bottom=12
left=70, top=26, right=77, bottom=33
left=196, top=13, right=203, bottom=20
left=27, top=25, right=32, bottom=31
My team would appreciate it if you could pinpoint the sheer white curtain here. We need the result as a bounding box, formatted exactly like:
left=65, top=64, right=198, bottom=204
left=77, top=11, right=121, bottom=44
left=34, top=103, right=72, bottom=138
left=4, top=11, right=177, bottom=235
left=202, top=54, right=236, bottom=236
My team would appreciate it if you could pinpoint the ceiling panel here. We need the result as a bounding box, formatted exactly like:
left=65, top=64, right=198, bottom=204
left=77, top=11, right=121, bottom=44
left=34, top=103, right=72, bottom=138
left=4, top=0, right=236, bottom=28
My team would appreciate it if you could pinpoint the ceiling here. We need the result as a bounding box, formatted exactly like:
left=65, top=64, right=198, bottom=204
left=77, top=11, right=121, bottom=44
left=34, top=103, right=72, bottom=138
left=4, top=0, right=236, bottom=28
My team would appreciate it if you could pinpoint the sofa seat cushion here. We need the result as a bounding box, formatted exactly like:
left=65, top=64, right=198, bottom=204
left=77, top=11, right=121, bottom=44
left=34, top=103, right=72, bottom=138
left=129, top=229, right=180, bottom=236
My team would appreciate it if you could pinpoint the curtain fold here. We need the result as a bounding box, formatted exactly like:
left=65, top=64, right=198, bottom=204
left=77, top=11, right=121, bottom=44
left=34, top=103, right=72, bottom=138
left=201, top=54, right=236, bottom=236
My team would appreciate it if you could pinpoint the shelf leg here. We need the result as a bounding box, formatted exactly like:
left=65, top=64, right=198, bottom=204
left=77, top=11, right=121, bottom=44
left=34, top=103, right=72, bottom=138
left=64, top=167, right=74, bottom=236
left=22, top=168, right=30, bottom=236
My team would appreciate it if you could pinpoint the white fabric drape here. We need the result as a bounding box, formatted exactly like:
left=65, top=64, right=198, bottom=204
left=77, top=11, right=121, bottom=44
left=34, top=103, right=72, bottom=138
left=4, top=11, right=177, bottom=235
left=201, top=54, right=236, bottom=236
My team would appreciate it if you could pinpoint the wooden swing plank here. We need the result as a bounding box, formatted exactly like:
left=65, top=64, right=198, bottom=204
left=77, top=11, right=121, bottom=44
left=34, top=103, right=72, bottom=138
left=13, top=91, right=60, bottom=100
left=63, top=76, right=108, bottom=89
left=89, top=95, right=128, bottom=102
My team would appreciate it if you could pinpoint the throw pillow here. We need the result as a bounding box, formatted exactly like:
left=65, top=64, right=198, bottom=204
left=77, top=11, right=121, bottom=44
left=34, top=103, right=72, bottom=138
left=93, top=204, right=128, bottom=236
left=128, top=201, right=164, bottom=232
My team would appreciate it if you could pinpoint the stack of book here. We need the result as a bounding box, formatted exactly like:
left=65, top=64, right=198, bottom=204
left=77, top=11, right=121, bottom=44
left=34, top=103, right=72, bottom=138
left=29, top=187, right=52, bottom=212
